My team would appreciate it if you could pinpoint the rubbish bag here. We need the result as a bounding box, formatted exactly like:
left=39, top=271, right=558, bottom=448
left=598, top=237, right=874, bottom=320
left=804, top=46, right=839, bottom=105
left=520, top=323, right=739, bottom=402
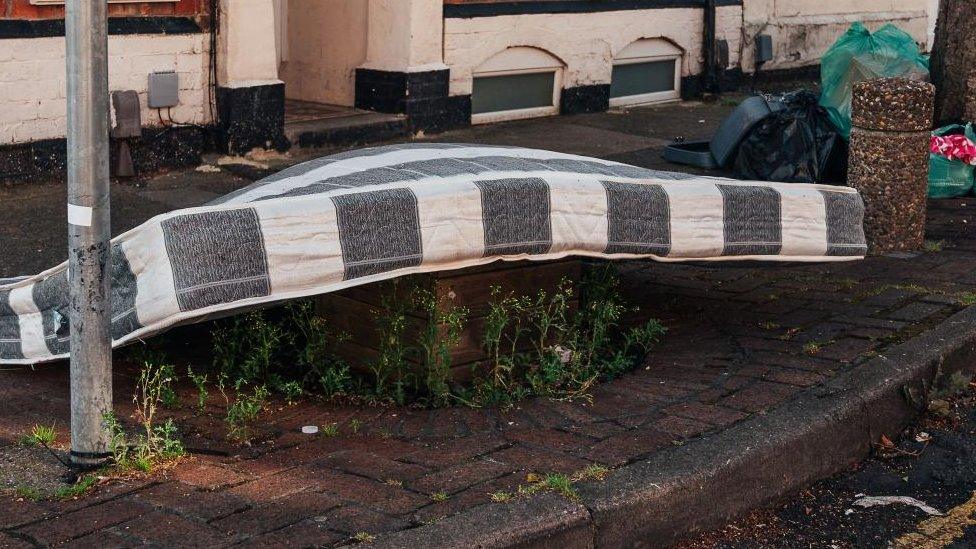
left=733, top=90, right=847, bottom=183
left=929, top=124, right=976, bottom=198
left=820, top=22, right=930, bottom=139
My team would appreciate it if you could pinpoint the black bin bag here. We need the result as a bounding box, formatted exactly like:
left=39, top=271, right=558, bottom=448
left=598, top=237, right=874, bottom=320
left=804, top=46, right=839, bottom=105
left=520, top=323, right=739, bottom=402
left=733, top=90, right=847, bottom=184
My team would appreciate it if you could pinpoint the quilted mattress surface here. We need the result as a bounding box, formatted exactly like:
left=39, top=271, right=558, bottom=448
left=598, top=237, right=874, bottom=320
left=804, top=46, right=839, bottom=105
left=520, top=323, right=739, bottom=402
left=0, top=143, right=866, bottom=364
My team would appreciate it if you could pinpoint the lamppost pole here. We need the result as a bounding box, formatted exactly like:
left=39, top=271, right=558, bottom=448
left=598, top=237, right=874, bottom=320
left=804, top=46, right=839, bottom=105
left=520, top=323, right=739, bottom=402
left=66, top=0, right=113, bottom=468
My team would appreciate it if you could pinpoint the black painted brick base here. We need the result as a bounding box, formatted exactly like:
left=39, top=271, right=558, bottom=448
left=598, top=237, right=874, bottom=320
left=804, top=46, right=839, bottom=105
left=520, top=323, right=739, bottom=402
left=750, top=64, right=821, bottom=86
left=0, top=126, right=213, bottom=183
left=681, top=67, right=745, bottom=100
left=216, top=83, right=288, bottom=155
left=561, top=84, right=611, bottom=115
left=355, top=68, right=470, bottom=133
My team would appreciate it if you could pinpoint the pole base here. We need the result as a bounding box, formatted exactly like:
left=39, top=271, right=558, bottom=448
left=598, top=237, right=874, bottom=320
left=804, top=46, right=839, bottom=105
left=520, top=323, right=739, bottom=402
left=69, top=449, right=113, bottom=470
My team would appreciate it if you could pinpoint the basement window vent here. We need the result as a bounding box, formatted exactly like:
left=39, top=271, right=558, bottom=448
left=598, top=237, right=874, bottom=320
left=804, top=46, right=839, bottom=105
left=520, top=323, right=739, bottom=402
left=610, top=39, right=682, bottom=107
left=471, top=47, right=563, bottom=124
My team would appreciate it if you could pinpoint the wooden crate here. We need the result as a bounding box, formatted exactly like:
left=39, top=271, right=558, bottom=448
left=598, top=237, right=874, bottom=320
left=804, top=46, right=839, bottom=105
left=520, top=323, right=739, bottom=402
left=315, top=259, right=583, bottom=379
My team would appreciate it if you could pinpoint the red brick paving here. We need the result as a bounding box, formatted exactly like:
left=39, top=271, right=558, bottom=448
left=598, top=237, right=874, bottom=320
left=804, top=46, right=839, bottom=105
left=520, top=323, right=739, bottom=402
left=1, top=200, right=975, bottom=546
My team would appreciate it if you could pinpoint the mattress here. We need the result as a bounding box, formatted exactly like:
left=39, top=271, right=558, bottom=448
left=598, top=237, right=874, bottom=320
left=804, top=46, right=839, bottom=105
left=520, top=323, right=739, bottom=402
left=0, top=143, right=867, bottom=364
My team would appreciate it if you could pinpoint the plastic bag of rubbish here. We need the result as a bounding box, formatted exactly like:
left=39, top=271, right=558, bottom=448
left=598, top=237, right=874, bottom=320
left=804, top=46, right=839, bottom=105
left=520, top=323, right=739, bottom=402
left=820, top=22, right=930, bottom=139
left=929, top=124, right=976, bottom=198
left=733, top=90, right=847, bottom=183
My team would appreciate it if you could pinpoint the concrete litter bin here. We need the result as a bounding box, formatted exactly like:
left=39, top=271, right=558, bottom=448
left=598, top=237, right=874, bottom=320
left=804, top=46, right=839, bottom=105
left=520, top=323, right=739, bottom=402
left=848, top=77, right=935, bottom=253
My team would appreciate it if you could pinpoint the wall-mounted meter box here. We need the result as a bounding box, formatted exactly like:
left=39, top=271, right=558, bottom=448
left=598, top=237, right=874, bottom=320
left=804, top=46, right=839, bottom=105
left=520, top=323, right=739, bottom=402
left=148, top=71, right=180, bottom=108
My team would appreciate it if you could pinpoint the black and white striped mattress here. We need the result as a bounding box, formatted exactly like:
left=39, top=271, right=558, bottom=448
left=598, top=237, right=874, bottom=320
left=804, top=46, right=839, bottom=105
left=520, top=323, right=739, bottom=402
left=0, top=144, right=866, bottom=364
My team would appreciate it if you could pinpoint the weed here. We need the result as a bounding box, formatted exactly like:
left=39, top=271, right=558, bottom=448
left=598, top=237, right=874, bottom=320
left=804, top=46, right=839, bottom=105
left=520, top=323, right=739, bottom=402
left=132, top=347, right=180, bottom=409
left=519, top=472, right=578, bottom=500
left=858, top=283, right=930, bottom=300
left=277, top=380, right=304, bottom=405
left=778, top=327, right=801, bottom=341
left=131, top=354, right=186, bottom=467
left=213, top=313, right=283, bottom=385
left=101, top=352, right=186, bottom=473
left=187, top=366, right=209, bottom=413
left=431, top=491, right=449, bottom=502
left=759, top=321, right=780, bottom=330
left=349, top=419, right=362, bottom=434
left=933, top=371, right=973, bottom=399
left=104, top=412, right=184, bottom=473
left=467, top=265, right=665, bottom=406
left=365, top=280, right=471, bottom=406
left=20, top=424, right=57, bottom=447
left=836, top=278, right=858, bottom=290
left=321, top=423, right=339, bottom=437
left=923, top=240, right=945, bottom=253
left=54, top=475, right=97, bottom=500
left=199, top=266, right=664, bottom=411
left=352, top=532, right=375, bottom=543
left=803, top=341, right=823, bottom=356
left=414, top=288, right=468, bottom=407
left=225, top=384, right=269, bottom=441
left=104, top=412, right=131, bottom=466
left=288, top=300, right=353, bottom=398
left=514, top=466, right=611, bottom=503
left=15, top=485, right=41, bottom=501
left=573, top=464, right=610, bottom=482
left=959, top=292, right=976, bottom=306
left=490, top=491, right=512, bottom=502
left=372, top=282, right=413, bottom=404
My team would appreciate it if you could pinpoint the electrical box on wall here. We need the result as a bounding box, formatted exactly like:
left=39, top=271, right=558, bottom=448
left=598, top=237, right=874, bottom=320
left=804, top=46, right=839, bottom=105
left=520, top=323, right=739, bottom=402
left=148, top=71, right=179, bottom=108
left=755, top=35, right=774, bottom=64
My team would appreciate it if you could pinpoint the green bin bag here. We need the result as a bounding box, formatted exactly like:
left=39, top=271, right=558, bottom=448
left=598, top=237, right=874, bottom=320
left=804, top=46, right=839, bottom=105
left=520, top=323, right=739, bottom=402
left=820, top=22, right=930, bottom=139
left=929, top=124, right=976, bottom=199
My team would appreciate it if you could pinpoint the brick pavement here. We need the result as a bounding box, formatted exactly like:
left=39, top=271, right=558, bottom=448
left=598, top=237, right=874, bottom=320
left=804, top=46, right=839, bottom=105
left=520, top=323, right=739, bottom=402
left=1, top=199, right=975, bottom=547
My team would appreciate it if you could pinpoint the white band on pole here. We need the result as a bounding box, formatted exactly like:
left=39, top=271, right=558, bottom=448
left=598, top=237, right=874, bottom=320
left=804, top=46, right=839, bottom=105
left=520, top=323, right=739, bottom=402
left=68, top=203, right=94, bottom=227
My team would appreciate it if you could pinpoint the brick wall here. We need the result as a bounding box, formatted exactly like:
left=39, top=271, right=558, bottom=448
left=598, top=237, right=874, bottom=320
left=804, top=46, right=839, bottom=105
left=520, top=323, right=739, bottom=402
left=0, top=33, right=211, bottom=144
left=740, top=0, right=931, bottom=71
left=2, top=0, right=208, bottom=20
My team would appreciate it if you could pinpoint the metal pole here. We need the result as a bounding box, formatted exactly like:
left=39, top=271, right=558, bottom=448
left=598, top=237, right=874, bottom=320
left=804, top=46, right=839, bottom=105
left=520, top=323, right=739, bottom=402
left=702, top=0, right=717, bottom=94
left=67, top=0, right=113, bottom=468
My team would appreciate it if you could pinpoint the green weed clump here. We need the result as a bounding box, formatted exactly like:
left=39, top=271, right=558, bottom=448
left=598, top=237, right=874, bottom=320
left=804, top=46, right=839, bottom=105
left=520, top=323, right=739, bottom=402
left=367, top=282, right=470, bottom=406
left=54, top=475, right=97, bottom=500
left=202, top=264, right=664, bottom=412
left=467, top=266, right=666, bottom=407
left=104, top=350, right=186, bottom=472
left=224, top=384, right=270, bottom=441
left=20, top=424, right=57, bottom=447
left=209, top=301, right=353, bottom=439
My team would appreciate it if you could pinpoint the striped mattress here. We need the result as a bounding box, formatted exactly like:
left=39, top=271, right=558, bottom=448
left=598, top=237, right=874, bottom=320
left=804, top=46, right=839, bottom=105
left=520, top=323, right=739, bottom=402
left=0, top=143, right=866, bottom=364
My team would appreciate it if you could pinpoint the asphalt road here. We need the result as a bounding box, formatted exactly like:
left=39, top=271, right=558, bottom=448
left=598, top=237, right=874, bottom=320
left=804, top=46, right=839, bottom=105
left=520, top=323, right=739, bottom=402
left=676, top=376, right=976, bottom=548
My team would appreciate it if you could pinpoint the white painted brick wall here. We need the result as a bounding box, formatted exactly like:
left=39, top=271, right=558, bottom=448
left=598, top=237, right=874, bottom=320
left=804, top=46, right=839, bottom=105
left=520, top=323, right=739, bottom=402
left=740, top=0, right=931, bottom=71
left=443, top=6, right=744, bottom=97
left=0, top=33, right=211, bottom=145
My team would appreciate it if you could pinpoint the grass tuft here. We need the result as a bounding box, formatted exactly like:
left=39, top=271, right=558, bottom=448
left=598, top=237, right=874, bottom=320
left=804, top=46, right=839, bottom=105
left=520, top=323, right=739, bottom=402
left=20, top=424, right=57, bottom=447
left=53, top=475, right=97, bottom=500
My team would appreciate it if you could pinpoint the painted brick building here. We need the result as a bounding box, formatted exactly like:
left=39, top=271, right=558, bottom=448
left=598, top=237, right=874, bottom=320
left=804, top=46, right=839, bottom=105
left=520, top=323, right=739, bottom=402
left=0, top=0, right=934, bottom=179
